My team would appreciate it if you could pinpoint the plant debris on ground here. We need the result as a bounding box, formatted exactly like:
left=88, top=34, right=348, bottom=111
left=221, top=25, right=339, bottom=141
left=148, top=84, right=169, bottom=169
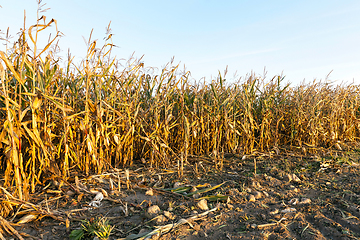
left=1, top=150, right=360, bottom=240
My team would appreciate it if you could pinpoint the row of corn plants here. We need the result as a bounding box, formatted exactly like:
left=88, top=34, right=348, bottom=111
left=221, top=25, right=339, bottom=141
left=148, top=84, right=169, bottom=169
left=0, top=15, right=360, bottom=208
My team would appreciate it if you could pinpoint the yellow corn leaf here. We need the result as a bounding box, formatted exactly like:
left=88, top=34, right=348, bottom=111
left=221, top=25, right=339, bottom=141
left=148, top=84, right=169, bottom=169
left=113, top=134, right=119, bottom=144
left=64, top=111, right=86, bottom=120
left=22, top=124, right=46, bottom=153
left=32, top=97, right=42, bottom=109
left=20, top=107, right=31, bottom=122
left=0, top=51, right=24, bottom=84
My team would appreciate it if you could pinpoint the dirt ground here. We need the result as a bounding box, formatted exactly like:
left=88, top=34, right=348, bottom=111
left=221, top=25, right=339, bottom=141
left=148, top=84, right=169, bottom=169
left=4, top=149, right=360, bottom=240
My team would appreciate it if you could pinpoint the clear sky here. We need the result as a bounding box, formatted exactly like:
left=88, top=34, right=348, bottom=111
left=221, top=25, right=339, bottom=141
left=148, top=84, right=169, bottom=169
left=1, top=0, right=360, bottom=85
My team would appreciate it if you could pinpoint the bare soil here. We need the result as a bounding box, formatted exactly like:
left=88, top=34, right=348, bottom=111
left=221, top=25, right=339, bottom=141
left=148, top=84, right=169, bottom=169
left=4, top=150, right=360, bottom=240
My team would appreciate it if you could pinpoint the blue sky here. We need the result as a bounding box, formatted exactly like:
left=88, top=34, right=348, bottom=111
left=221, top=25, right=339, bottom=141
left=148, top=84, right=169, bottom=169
left=1, top=0, right=360, bottom=85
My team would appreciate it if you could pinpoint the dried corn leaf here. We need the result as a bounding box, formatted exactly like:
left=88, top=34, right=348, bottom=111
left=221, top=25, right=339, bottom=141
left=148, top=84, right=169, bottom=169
left=185, top=182, right=226, bottom=197
left=17, top=213, right=38, bottom=224
left=196, top=194, right=229, bottom=202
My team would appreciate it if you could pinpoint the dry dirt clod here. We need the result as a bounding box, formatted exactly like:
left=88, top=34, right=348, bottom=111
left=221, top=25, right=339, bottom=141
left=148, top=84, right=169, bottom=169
left=191, top=187, right=201, bottom=198
left=139, top=229, right=148, bottom=235
left=149, top=232, right=160, bottom=240
left=289, top=198, right=299, bottom=205
left=147, top=205, right=161, bottom=218
left=291, top=173, right=301, bottom=182
left=193, top=193, right=201, bottom=199
left=299, top=174, right=307, bottom=180
left=145, top=188, right=154, bottom=196
left=248, top=194, right=256, bottom=202
left=284, top=174, right=293, bottom=182
left=265, top=175, right=274, bottom=181
left=163, top=211, right=175, bottom=220
left=270, top=209, right=279, bottom=215
left=300, top=198, right=311, bottom=204
left=253, top=191, right=262, bottom=199
left=197, top=199, right=209, bottom=210
left=227, top=203, right=234, bottom=210
left=252, top=181, right=261, bottom=188
left=191, top=210, right=199, bottom=215
left=65, top=190, right=74, bottom=196
left=281, top=207, right=296, bottom=213
left=156, top=215, right=167, bottom=224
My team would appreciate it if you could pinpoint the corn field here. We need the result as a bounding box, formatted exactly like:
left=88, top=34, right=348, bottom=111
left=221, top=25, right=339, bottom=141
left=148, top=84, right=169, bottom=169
left=0, top=15, right=360, bottom=204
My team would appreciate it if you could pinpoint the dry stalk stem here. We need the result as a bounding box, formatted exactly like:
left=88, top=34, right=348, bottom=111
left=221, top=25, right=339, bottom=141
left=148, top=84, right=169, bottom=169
left=0, top=10, right=360, bottom=213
